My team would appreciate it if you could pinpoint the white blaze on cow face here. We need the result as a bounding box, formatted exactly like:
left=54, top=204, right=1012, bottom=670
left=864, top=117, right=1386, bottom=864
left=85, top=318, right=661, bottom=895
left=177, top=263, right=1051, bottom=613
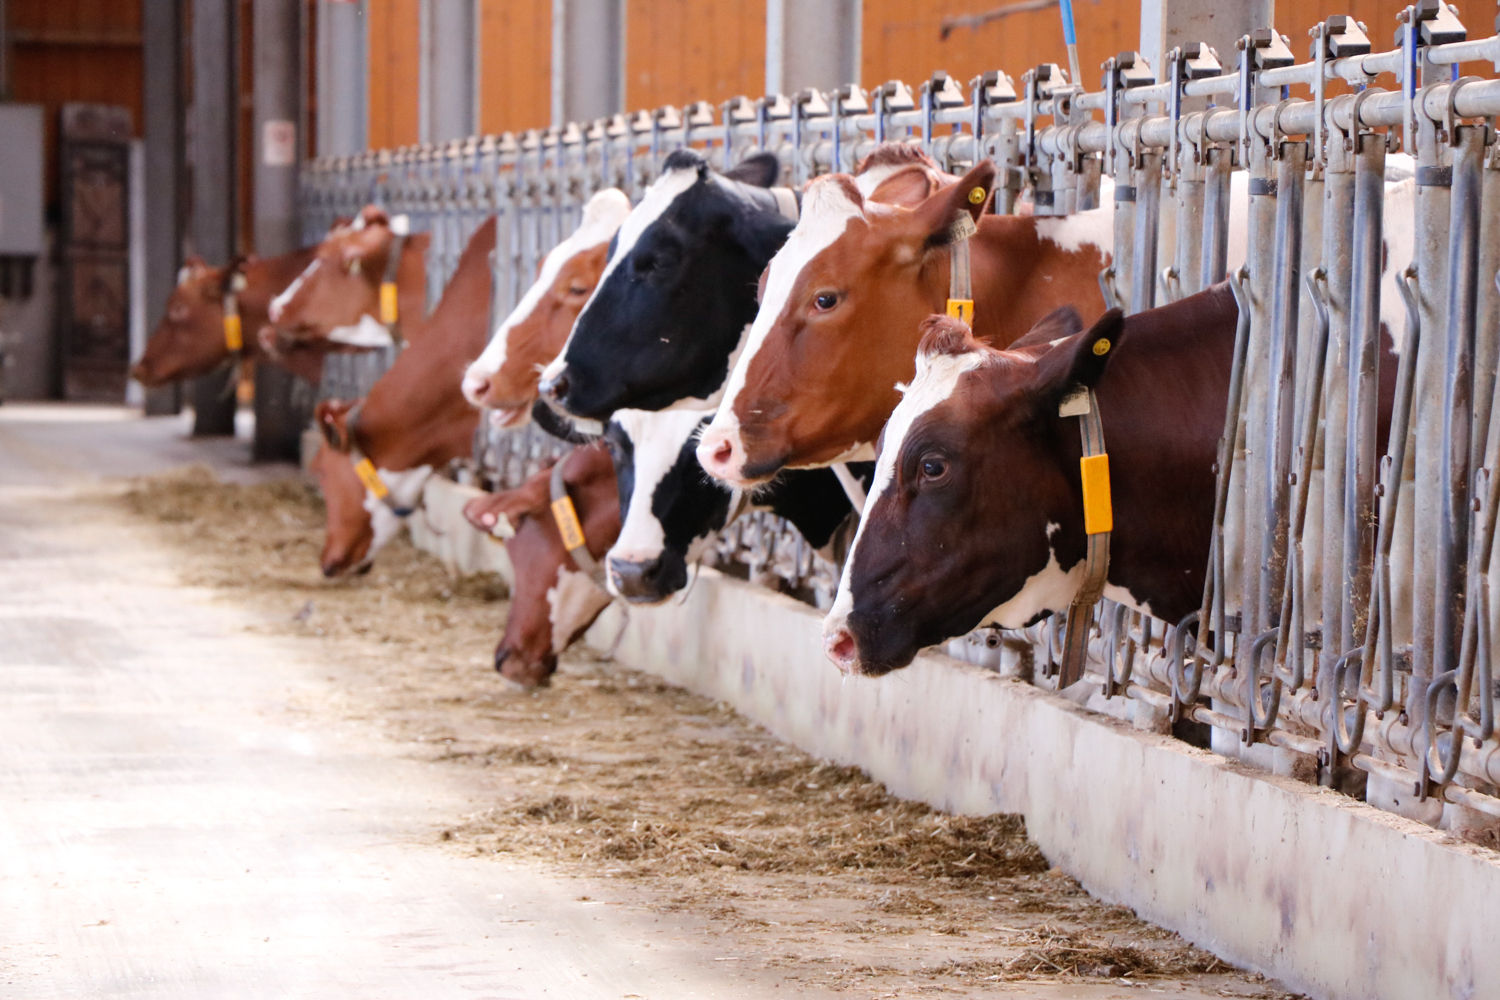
left=608, top=408, right=721, bottom=567
left=540, top=167, right=702, bottom=388
left=463, top=189, right=630, bottom=408
left=823, top=348, right=988, bottom=649
left=269, top=259, right=319, bottom=324
left=699, top=179, right=865, bottom=483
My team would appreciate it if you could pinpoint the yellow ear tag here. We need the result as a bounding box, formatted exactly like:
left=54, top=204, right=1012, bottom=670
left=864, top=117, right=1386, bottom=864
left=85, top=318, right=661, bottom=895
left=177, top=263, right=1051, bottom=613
left=1092, top=338, right=1111, bottom=356
left=222, top=313, right=244, bottom=352
left=967, top=185, right=987, bottom=205
left=946, top=298, right=975, bottom=324
left=550, top=495, right=586, bottom=552
left=379, top=281, right=399, bottom=325
left=1080, top=453, right=1113, bottom=535
left=355, top=458, right=389, bottom=499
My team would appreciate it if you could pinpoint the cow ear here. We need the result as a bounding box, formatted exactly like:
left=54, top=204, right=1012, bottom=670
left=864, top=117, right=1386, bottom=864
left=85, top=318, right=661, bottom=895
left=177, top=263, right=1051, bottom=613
left=357, top=204, right=389, bottom=230
left=723, top=152, right=781, bottom=189
left=1010, top=305, right=1086, bottom=350
left=915, top=160, right=996, bottom=250
left=315, top=398, right=355, bottom=451
left=866, top=165, right=943, bottom=207
left=1038, top=308, right=1123, bottom=393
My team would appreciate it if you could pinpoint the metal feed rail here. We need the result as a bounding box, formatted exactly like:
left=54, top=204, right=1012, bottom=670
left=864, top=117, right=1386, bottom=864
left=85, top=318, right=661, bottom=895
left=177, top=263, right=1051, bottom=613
left=298, top=3, right=1500, bottom=829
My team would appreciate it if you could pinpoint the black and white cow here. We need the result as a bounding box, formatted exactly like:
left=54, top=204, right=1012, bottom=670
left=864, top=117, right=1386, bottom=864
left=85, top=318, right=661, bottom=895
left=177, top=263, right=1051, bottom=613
left=539, top=149, right=798, bottom=419
left=603, top=407, right=865, bottom=604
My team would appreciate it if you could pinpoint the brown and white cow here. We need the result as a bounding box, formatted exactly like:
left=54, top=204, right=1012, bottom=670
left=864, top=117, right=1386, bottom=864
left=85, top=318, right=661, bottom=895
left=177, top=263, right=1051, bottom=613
left=310, top=217, right=494, bottom=577
left=697, top=152, right=1115, bottom=487
left=461, top=443, right=620, bottom=687
left=132, top=250, right=331, bottom=386
left=822, top=289, right=1241, bottom=676
left=461, top=188, right=630, bottom=427
left=268, top=205, right=431, bottom=347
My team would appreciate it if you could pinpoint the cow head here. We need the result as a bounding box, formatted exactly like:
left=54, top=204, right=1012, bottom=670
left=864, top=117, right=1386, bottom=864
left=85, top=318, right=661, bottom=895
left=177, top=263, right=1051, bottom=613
left=823, top=307, right=1107, bottom=676
left=461, top=189, right=629, bottom=426
left=463, top=444, right=619, bottom=687
left=310, top=398, right=429, bottom=577
left=603, top=408, right=733, bottom=604
left=697, top=158, right=997, bottom=488
left=131, top=257, right=233, bottom=385
left=268, top=205, right=406, bottom=345
left=539, top=149, right=792, bottom=419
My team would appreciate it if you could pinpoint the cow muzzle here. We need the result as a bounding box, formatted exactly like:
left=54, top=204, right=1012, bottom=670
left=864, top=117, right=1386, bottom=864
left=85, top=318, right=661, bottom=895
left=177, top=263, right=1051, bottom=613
left=695, top=426, right=749, bottom=486
left=822, top=623, right=863, bottom=675
left=606, top=553, right=685, bottom=604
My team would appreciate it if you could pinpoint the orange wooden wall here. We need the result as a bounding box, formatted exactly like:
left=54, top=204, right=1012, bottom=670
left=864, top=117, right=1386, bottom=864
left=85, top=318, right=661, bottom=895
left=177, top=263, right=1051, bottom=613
left=625, top=0, right=766, bottom=112
left=478, top=0, right=552, bottom=134
left=368, top=0, right=421, bottom=148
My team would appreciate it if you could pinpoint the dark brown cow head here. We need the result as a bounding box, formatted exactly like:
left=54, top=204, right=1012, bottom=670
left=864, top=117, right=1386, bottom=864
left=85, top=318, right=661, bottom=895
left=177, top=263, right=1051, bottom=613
left=823, top=309, right=1112, bottom=676
left=461, top=189, right=629, bottom=427
left=268, top=205, right=424, bottom=343
left=697, top=159, right=997, bottom=486
left=462, top=443, right=620, bottom=687
left=131, top=257, right=235, bottom=385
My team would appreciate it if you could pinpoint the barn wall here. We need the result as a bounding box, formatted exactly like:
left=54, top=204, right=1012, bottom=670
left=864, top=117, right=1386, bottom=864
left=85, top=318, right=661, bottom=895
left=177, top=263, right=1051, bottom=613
left=8, top=0, right=144, bottom=209
left=477, top=0, right=551, bottom=134
left=368, top=0, right=420, bottom=148
left=624, top=0, right=766, bottom=112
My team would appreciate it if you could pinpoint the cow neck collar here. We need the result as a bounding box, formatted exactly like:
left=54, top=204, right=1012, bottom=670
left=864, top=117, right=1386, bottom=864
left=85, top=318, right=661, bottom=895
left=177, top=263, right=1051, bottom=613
left=1056, top=383, right=1113, bottom=687
left=377, top=217, right=410, bottom=345
left=221, top=266, right=248, bottom=358
left=945, top=209, right=978, bottom=325
left=548, top=459, right=605, bottom=583
left=344, top=399, right=417, bottom=518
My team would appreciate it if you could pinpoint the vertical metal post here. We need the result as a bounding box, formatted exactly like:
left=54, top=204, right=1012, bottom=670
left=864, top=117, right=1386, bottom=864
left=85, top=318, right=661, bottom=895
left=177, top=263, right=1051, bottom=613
left=551, top=0, right=624, bottom=126
left=1238, top=134, right=1279, bottom=636
left=317, top=0, right=368, bottom=156
left=251, top=0, right=306, bottom=462
left=765, top=0, right=860, bottom=95
left=1319, top=127, right=1356, bottom=677
left=1341, top=133, right=1386, bottom=654
left=141, top=0, right=184, bottom=416
left=1128, top=149, right=1163, bottom=313
left=421, top=0, right=476, bottom=143
left=1199, top=143, right=1232, bottom=288
left=188, top=0, right=239, bottom=436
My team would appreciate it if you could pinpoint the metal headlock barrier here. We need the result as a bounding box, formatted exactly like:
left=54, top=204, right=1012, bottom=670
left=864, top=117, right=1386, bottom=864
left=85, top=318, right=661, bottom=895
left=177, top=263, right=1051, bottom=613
left=298, top=3, right=1500, bottom=829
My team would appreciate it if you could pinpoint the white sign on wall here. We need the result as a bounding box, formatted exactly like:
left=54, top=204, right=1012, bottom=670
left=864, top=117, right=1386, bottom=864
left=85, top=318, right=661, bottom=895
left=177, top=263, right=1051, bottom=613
left=262, top=120, right=297, bottom=167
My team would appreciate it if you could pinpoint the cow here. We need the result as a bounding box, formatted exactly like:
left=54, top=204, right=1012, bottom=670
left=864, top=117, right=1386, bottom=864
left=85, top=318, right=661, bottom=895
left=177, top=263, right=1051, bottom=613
left=821, top=292, right=1240, bottom=676
left=131, top=250, right=333, bottom=386
left=698, top=150, right=1420, bottom=489
left=603, top=407, right=861, bottom=603
left=461, top=443, right=620, bottom=687
left=268, top=205, right=431, bottom=347
left=537, top=148, right=796, bottom=419
left=461, top=188, right=631, bottom=427
left=696, top=149, right=1116, bottom=488
left=309, top=217, right=494, bottom=577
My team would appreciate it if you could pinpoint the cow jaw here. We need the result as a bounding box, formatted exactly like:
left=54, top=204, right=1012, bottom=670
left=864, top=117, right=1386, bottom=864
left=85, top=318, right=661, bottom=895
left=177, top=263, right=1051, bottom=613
left=703, top=180, right=864, bottom=486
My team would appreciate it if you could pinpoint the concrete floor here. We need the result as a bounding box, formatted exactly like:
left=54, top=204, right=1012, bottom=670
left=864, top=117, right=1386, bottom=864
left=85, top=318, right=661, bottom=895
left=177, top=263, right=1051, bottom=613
left=0, top=405, right=773, bottom=999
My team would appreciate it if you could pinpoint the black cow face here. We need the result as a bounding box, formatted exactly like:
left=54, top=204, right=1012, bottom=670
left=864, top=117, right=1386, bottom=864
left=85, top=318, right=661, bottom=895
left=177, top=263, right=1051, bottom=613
left=541, top=149, right=792, bottom=420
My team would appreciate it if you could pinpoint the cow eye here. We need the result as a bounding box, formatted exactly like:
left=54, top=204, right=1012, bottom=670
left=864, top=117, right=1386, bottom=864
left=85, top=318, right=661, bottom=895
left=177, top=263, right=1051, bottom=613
left=812, top=290, right=839, bottom=312
left=632, top=252, right=656, bottom=276
left=567, top=284, right=589, bottom=296
left=919, top=455, right=948, bottom=481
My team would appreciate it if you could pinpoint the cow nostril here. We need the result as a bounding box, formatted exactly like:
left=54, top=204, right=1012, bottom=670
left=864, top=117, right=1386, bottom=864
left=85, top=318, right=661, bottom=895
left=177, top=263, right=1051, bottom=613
left=825, top=627, right=858, bottom=672
left=321, top=562, right=341, bottom=579
left=542, top=370, right=570, bottom=402
left=464, top=372, right=490, bottom=403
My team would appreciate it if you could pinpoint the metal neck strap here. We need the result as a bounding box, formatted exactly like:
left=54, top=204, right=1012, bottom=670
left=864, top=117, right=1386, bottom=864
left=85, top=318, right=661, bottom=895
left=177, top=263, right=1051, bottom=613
left=549, top=459, right=603, bottom=581
left=1058, top=385, right=1112, bottom=688
left=946, top=209, right=978, bottom=324
left=769, top=186, right=800, bottom=222
left=344, top=399, right=415, bottom=518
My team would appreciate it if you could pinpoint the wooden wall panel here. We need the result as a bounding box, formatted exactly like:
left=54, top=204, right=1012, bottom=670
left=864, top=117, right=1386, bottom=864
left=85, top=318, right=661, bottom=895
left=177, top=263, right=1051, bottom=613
left=478, top=0, right=551, bottom=134
left=368, top=0, right=421, bottom=148
left=9, top=0, right=144, bottom=209
left=626, top=0, right=766, bottom=112
left=861, top=0, right=1131, bottom=94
